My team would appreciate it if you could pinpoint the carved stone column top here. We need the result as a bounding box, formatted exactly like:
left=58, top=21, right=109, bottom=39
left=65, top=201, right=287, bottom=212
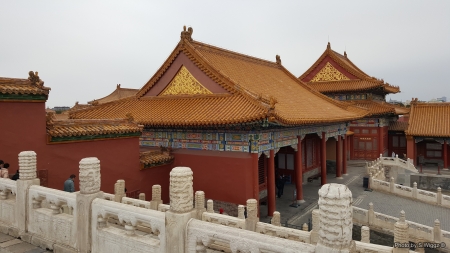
left=79, top=157, right=101, bottom=194
left=152, top=184, right=162, bottom=201
left=318, top=183, right=352, bottom=200
left=195, top=191, right=205, bottom=209
left=18, top=150, right=37, bottom=180
left=169, top=167, right=193, bottom=213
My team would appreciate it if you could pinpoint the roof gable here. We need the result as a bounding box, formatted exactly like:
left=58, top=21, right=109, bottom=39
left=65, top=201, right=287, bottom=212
left=299, top=43, right=400, bottom=95
left=310, top=62, right=352, bottom=82
left=159, top=66, right=212, bottom=96
left=140, top=51, right=229, bottom=97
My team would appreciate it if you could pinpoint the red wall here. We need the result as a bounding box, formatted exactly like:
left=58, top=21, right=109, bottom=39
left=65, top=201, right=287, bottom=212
left=170, top=149, right=254, bottom=206
left=0, top=101, right=255, bottom=206
left=0, top=101, right=164, bottom=198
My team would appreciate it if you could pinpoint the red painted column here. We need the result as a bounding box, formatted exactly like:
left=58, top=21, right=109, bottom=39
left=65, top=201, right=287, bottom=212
left=343, top=135, right=348, bottom=175
left=336, top=136, right=342, bottom=178
left=378, top=125, right=384, bottom=157
left=251, top=153, right=260, bottom=217
left=295, top=136, right=304, bottom=203
left=406, top=135, right=415, bottom=165
left=267, top=150, right=275, bottom=216
left=443, top=141, right=448, bottom=169
left=321, top=132, right=327, bottom=185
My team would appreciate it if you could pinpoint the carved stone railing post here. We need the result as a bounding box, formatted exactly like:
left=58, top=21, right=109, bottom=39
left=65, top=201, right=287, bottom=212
left=302, top=223, right=308, bottom=231
left=206, top=199, right=214, bottom=213
left=245, top=199, right=258, bottom=232
left=393, top=210, right=409, bottom=253
left=17, top=151, right=40, bottom=235
left=368, top=202, right=374, bottom=225
left=437, top=187, right=442, bottom=205
left=369, top=173, right=373, bottom=189
left=194, top=191, right=206, bottom=219
left=390, top=177, right=395, bottom=193
left=361, top=226, right=370, bottom=243
left=415, top=237, right=425, bottom=253
left=166, top=167, right=195, bottom=253
left=316, top=184, right=355, bottom=253
left=114, top=179, right=125, bottom=202
left=433, top=219, right=441, bottom=242
left=271, top=211, right=281, bottom=226
left=413, top=182, right=418, bottom=199
left=138, top=193, right=146, bottom=201
left=310, top=209, right=320, bottom=244
left=237, top=205, right=245, bottom=219
left=76, top=157, right=104, bottom=253
left=150, top=185, right=162, bottom=210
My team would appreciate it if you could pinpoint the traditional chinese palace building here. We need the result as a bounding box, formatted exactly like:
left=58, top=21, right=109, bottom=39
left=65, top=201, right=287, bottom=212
left=299, top=43, right=409, bottom=160
left=70, top=27, right=367, bottom=216
left=405, top=100, right=449, bottom=169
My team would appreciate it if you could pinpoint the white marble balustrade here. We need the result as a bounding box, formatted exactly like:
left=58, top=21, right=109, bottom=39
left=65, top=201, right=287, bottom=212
left=27, top=185, right=77, bottom=250
left=91, top=198, right=166, bottom=253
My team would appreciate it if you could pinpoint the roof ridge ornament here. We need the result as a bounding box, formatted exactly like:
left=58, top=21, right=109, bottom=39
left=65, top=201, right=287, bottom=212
left=28, top=71, right=44, bottom=87
left=344, top=51, right=347, bottom=58
left=180, top=26, right=193, bottom=42
left=125, top=112, right=134, bottom=123
left=327, top=42, right=331, bottom=50
left=276, top=55, right=281, bottom=65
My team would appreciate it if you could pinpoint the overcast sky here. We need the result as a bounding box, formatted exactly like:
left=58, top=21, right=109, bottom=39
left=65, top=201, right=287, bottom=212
left=1, top=1, right=449, bottom=108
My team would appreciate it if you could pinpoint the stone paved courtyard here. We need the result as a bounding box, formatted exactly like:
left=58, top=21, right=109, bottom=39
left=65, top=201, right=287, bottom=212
left=261, top=160, right=450, bottom=231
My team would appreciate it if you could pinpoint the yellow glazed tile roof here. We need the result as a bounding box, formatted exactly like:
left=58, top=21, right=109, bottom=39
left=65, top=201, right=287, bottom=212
left=388, top=121, right=409, bottom=131
left=88, top=84, right=138, bottom=105
left=71, top=27, right=368, bottom=127
left=406, top=102, right=450, bottom=137
left=343, top=100, right=400, bottom=117
left=300, top=44, right=400, bottom=94
left=0, top=72, right=50, bottom=96
left=140, top=150, right=174, bottom=169
left=47, top=113, right=142, bottom=138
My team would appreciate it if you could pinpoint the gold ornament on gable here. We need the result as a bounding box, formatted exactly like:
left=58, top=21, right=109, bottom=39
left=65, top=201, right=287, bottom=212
left=311, top=62, right=350, bottom=82
left=159, top=66, right=212, bottom=96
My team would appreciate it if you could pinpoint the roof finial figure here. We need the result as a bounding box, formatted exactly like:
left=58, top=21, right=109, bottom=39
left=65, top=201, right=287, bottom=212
left=28, top=71, right=44, bottom=87
left=180, top=26, right=193, bottom=41
left=327, top=41, right=331, bottom=50
left=276, top=55, right=281, bottom=65
left=344, top=51, right=347, bottom=58
left=117, top=84, right=121, bottom=89
left=126, top=112, right=134, bottom=123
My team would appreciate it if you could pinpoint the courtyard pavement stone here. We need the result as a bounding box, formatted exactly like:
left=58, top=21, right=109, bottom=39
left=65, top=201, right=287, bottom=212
left=260, top=160, right=450, bottom=231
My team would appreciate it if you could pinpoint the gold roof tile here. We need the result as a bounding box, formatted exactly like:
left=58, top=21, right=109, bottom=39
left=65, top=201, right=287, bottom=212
left=71, top=27, right=368, bottom=126
left=406, top=102, right=450, bottom=137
